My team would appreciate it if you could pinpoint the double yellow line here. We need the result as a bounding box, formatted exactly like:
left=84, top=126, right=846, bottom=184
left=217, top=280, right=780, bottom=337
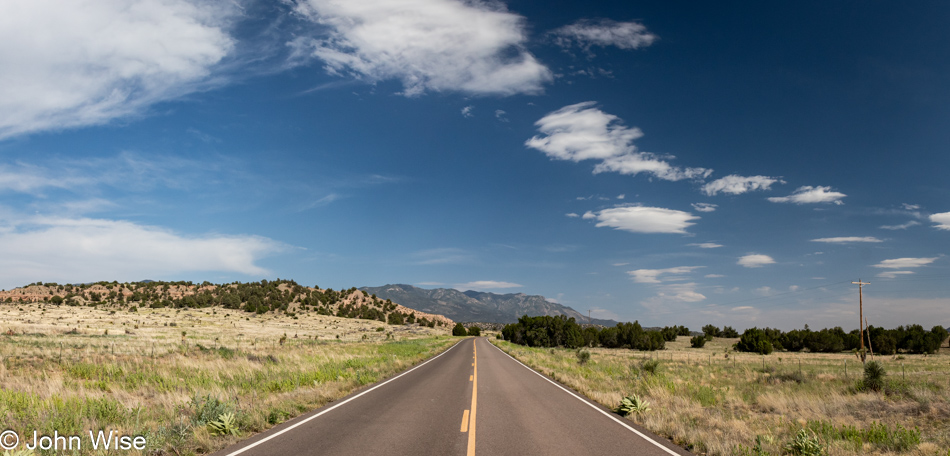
left=460, top=339, right=477, bottom=455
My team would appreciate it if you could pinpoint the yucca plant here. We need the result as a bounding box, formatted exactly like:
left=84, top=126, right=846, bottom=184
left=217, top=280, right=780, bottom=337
left=208, top=412, right=240, bottom=436
left=784, top=429, right=824, bottom=456
left=616, top=394, right=651, bottom=417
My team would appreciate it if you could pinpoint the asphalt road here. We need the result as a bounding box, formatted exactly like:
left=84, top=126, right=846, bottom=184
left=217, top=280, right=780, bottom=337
left=212, top=338, right=692, bottom=456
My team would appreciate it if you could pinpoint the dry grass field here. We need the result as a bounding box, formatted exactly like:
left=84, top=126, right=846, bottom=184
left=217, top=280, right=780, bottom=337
left=0, top=303, right=454, bottom=455
left=492, top=336, right=950, bottom=456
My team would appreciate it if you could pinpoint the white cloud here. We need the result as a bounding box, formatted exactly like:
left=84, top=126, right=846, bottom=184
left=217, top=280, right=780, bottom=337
left=930, top=212, right=950, bottom=230
left=701, top=175, right=783, bottom=196
left=617, top=194, right=625, bottom=200
left=688, top=242, right=722, bottom=249
left=872, top=257, right=938, bottom=269
left=495, top=109, right=508, bottom=122
left=291, top=0, right=552, bottom=96
left=789, top=285, right=799, bottom=292
left=691, top=202, right=717, bottom=212
left=550, top=19, right=657, bottom=52
left=461, top=106, right=474, bottom=117
left=525, top=102, right=710, bottom=181
left=705, top=274, right=725, bottom=278
left=654, top=283, right=706, bottom=302
left=0, top=0, right=237, bottom=139
left=738, top=254, right=775, bottom=268
left=768, top=186, right=846, bottom=205
left=627, top=266, right=703, bottom=284
left=565, top=212, right=580, bottom=218
left=612, top=262, right=629, bottom=267
left=880, top=221, right=920, bottom=230
left=810, top=236, right=883, bottom=244
left=0, top=217, right=285, bottom=288
left=876, top=270, right=915, bottom=279
left=454, top=280, right=522, bottom=291
left=754, top=286, right=772, bottom=296
left=902, top=203, right=920, bottom=210
left=584, top=205, right=699, bottom=234
left=731, top=306, right=755, bottom=312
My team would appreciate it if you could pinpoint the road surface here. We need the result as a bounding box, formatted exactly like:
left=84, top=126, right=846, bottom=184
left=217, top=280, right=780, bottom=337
left=212, top=337, right=692, bottom=456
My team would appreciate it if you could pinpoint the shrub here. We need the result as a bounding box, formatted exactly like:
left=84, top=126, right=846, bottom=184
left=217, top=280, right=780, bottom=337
left=640, top=359, right=660, bottom=375
left=690, top=335, right=706, bottom=348
left=467, top=326, right=481, bottom=337
left=576, top=349, right=591, bottom=365
left=616, top=394, right=651, bottom=416
left=735, top=328, right=774, bottom=355
left=208, top=412, right=240, bottom=436
left=784, top=429, right=824, bottom=456
left=452, top=323, right=467, bottom=336
left=863, top=361, right=886, bottom=392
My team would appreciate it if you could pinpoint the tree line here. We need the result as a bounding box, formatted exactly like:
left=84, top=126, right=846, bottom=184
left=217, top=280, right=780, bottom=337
left=500, top=316, right=948, bottom=356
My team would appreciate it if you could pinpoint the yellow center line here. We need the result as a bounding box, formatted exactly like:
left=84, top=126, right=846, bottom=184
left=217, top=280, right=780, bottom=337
left=460, top=409, right=470, bottom=432
left=466, top=339, right=477, bottom=456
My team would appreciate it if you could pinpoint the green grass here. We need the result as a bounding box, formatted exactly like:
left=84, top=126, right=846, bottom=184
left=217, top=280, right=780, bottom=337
left=0, top=309, right=455, bottom=456
left=491, top=338, right=950, bottom=456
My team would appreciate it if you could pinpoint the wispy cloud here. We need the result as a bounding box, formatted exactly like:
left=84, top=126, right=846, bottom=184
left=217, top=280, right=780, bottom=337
left=0, top=0, right=238, bottom=139
left=461, top=106, right=474, bottom=118
left=550, top=19, right=657, bottom=54
left=768, top=186, right=846, bottom=205
left=688, top=242, right=722, bottom=249
left=628, top=266, right=703, bottom=284
left=582, top=204, right=698, bottom=234
left=738, top=254, right=775, bottom=268
left=930, top=212, right=950, bottom=230
left=691, top=203, right=718, bottom=212
left=702, top=175, right=783, bottom=196
left=565, top=212, right=580, bottom=218
left=526, top=102, right=710, bottom=181
left=872, top=257, right=938, bottom=269
left=0, top=216, right=286, bottom=288
left=454, top=280, right=522, bottom=291
left=291, top=0, right=552, bottom=96
left=880, top=221, right=920, bottom=230
left=876, top=270, right=915, bottom=279
left=810, top=236, right=883, bottom=244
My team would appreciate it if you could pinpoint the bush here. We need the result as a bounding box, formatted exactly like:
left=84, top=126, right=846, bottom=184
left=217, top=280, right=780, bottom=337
left=735, top=328, right=774, bottom=355
left=615, top=395, right=650, bottom=416
left=452, top=323, right=467, bottom=336
left=690, top=335, right=706, bottom=348
left=576, top=349, right=591, bottom=365
left=863, top=361, right=886, bottom=392
left=640, top=359, right=660, bottom=375
left=784, top=429, right=824, bottom=456
left=467, top=326, right=481, bottom=337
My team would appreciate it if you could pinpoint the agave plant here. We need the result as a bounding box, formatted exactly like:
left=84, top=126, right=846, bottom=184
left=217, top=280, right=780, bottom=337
left=208, top=412, right=240, bottom=436
left=616, top=394, right=651, bottom=417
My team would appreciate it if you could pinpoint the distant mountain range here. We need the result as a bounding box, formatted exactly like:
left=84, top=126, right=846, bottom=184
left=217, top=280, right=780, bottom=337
left=359, top=284, right=619, bottom=326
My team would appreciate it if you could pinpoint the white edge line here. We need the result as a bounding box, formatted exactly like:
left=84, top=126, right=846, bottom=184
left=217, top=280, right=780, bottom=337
left=221, top=339, right=465, bottom=456
left=487, top=341, right=682, bottom=456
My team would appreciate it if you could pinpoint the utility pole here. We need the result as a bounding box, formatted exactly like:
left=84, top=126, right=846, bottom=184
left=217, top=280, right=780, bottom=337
left=852, top=279, right=870, bottom=364
left=587, top=310, right=591, bottom=326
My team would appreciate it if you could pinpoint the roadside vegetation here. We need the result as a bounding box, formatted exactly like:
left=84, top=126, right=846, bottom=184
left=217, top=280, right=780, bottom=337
left=494, top=330, right=950, bottom=455
left=0, top=295, right=455, bottom=455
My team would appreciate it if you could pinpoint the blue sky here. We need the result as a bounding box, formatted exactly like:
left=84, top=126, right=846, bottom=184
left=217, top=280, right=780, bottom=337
left=2, top=0, right=949, bottom=330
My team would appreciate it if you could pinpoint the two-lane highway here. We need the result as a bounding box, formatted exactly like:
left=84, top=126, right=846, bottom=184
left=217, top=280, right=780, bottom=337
left=212, top=338, right=692, bottom=456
